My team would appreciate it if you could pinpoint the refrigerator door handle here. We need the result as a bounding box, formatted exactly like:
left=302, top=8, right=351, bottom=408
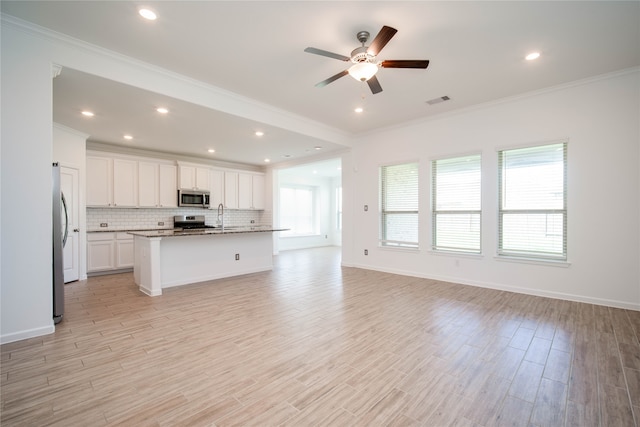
left=61, top=191, right=69, bottom=248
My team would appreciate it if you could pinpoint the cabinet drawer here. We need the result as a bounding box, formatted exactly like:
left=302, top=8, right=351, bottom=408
left=116, top=232, right=133, bottom=240
left=88, top=232, right=115, bottom=242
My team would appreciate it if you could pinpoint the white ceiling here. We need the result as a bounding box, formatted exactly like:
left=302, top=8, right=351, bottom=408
left=2, top=1, right=639, bottom=169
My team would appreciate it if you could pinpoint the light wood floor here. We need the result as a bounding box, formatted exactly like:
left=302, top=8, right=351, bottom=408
left=2, top=247, right=639, bottom=426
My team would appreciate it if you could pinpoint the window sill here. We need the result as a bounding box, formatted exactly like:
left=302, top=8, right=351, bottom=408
left=379, top=245, right=420, bottom=253
left=429, top=250, right=483, bottom=260
left=494, top=255, right=571, bottom=268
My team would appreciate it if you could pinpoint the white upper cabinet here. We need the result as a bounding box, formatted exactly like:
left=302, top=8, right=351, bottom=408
left=224, top=171, right=239, bottom=209
left=112, top=159, right=138, bottom=207
left=138, top=161, right=158, bottom=207
left=252, top=174, right=265, bottom=210
left=158, top=164, right=178, bottom=208
left=238, top=173, right=253, bottom=209
left=87, top=156, right=140, bottom=208
left=139, top=162, right=177, bottom=208
left=238, top=172, right=265, bottom=210
left=209, top=169, right=225, bottom=208
left=87, top=156, right=113, bottom=206
left=87, top=153, right=264, bottom=210
left=178, top=163, right=210, bottom=191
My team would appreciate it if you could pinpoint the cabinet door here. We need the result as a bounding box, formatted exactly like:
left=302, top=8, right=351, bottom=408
left=86, top=156, right=112, bottom=206
left=209, top=169, right=225, bottom=208
left=195, top=167, right=210, bottom=191
left=113, top=159, right=138, bottom=207
left=252, top=174, right=265, bottom=210
left=224, top=172, right=238, bottom=209
left=87, top=233, right=115, bottom=272
left=159, top=164, right=177, bottom=207
left=179, top=165, right=195, bottom=189
left=238, top=173, right=253, bottom=209
left=115, top=233, right=134, bottom=268
left=138, top=161, right=158, bottom=207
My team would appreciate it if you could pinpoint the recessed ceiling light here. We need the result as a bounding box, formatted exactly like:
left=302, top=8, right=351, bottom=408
left=264, top=158, right=271, bottom=163
left=139, top=8, right=157, bottom=20
left=208, top=149, right=215, bottom=153
left=314, top=146, right=322, bottom=150
left=156, top=107, right=169, bottom=114
left=81, top=110, right=94, bottom=117
left=313, top=170, right=318, bottom=174
left=123, top=135, right=133, bottom=140
left=354, top=107, right=364, bottom=113
left=525, top=52, right=541, bottom=61
left=255, top=131, right=264, bottom=137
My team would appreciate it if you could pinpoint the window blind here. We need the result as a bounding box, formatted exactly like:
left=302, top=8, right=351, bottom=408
left=380, top=162, right=419, bottom=248
left=498, top=142, right=567, bottom=260
left=280, top=186, right=316, bottom=236
left=432, top=154, right=481, bottom=253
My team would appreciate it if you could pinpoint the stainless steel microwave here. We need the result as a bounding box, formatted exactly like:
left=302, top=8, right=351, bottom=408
left=178, top=189, right=210, bottom=208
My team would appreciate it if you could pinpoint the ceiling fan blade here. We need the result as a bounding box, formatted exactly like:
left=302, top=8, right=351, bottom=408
left=381, top=60, right=430, bottom=69
left=367, top=26, right=398, bottom=56
left=304, top=47, right=350, bottom=61
left=315, top=70, right=349, bottom=88
left=367, top=75, right=383, bottom=94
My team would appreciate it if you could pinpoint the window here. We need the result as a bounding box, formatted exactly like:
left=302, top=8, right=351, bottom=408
left=380, top=162, right=419, bottom=248
left=432, top=154, right=481, bottom=253
left=498, top=142, right=567, bottom=260
left=280, top=186, right=317, bottom=236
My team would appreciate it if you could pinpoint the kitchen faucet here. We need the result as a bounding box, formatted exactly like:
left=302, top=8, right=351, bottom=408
left=217, top=203, right=224, bottom=231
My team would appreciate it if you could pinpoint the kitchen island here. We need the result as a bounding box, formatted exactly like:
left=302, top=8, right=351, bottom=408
left=129, top=226, right=286, bottom=296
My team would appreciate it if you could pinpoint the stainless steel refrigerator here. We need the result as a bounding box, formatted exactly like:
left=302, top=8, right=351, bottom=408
left=52, top=163, right=68, bottom=324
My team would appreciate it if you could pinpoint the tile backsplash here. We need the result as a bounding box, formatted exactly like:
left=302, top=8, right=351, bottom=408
left=87, top=207, right=271, bottom=231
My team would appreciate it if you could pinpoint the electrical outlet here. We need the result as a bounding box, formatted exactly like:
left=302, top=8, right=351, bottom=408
left=250, top=220, right=255, bottom=224
left=158, top=221, right=164, bottom=226
left=100, top=223, right=108, bottom=227
left=364, top=205, right=368, bottom=211
left=364, top=249, right=368, bottom=255
left=235, top=254, right=240, bottom=261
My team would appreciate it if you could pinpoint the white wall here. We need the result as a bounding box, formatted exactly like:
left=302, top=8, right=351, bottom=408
left=1, top=24, right=57, bottom=342
left=343, top=69, right=640, bottom=310
left=53, top=124, right=88, bottom=280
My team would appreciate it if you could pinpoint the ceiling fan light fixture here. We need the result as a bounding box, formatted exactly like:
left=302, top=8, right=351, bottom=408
left=348, top=62, right=379, bottom=82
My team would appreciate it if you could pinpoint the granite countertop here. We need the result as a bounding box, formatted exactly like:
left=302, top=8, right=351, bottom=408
left=127, top=225, right=288, bottom=238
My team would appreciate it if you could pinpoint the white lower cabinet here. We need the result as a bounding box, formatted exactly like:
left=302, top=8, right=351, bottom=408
left=88, top=232, right=134, bottom=273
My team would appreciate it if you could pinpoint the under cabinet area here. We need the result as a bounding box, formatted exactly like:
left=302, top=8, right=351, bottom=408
left=87, top=232, right=134, bottom=274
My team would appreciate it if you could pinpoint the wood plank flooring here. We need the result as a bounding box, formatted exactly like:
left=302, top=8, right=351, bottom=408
left=2, top=246, right=639, bottom=426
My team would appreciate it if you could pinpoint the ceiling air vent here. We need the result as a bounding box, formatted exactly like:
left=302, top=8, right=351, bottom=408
left=426, top=96, right=450, bottom=105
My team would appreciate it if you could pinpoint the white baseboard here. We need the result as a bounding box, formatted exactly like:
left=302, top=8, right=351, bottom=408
left=0, top=324, right=55, bottom=345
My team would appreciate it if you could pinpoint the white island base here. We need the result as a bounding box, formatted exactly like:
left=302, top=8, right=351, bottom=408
left=133, top=232, right=274, bottom=296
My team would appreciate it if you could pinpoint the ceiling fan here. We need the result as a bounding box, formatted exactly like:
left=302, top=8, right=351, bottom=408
left=304, top=25, right=430, bottom=94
